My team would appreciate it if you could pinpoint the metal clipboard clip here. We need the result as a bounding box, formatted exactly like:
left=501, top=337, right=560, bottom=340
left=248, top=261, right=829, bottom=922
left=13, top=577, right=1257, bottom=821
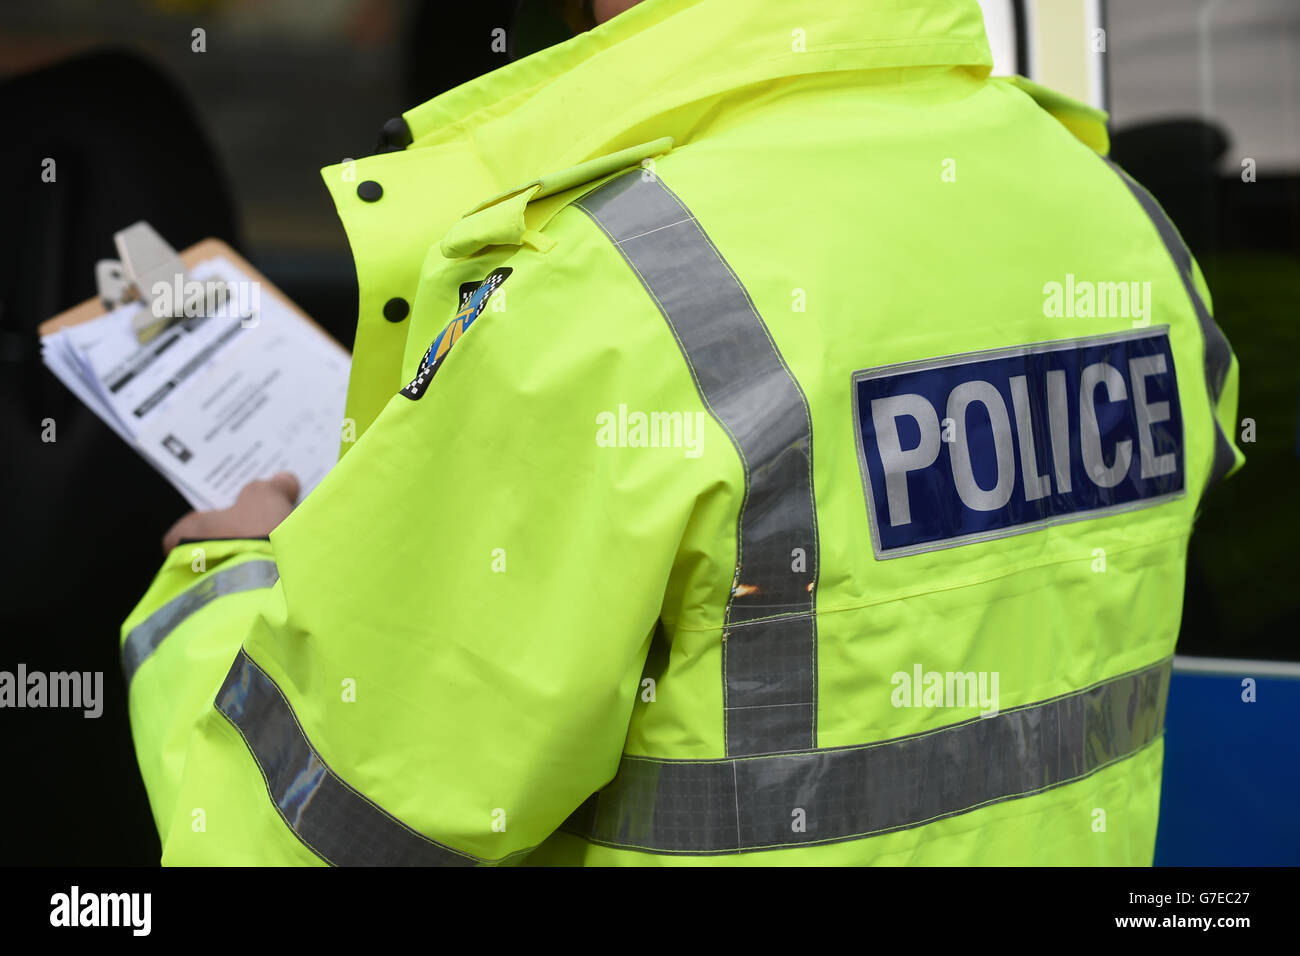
left=96, top=221, right=229, bottom=343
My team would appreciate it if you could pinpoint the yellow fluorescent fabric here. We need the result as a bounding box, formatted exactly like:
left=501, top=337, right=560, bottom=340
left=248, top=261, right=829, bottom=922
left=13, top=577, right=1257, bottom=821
left=119, top=539, right=275, bottom=835
left=320, top=0, right=995, bottom=445
left=120, top=0, right=1241, bottom=865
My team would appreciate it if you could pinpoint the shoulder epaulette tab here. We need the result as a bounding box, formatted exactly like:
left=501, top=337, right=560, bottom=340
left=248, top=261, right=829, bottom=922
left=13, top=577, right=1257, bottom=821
left=1001, top=75, right=1109, bottom=155
left=440, top=136, right=674, bottom=259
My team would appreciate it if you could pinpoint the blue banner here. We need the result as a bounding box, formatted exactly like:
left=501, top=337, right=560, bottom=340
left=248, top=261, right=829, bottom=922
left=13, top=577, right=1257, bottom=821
left=853, top=329, right=1185, bottom=557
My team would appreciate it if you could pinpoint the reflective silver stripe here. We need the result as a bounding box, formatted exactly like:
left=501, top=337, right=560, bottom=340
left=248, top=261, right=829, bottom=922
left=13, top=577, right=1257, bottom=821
left=564, top=659, right=1170, bottom=855
left=216, top=649, right=484, bottom=866
left=1104, top=159, right=1237, bottom=490
left=574, top=171, right=820, bottom=757
left=121, top=559, right=278, bottom=684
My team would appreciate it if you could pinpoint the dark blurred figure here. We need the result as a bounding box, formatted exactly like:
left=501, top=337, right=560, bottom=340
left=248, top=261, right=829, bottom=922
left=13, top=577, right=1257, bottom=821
left=0, top=49, right=240, bottom=865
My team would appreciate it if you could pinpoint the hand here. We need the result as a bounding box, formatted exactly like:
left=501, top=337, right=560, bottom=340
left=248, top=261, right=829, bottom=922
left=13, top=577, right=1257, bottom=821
left=162, top=472, right=301, bottom=554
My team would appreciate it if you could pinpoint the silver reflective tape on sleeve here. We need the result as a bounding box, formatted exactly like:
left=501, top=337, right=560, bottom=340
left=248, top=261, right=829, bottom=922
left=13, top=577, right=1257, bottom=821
left=121, top=559, right=279, bottom=685
left=1103, top=159, right=1236, bottom=491
left=574, top=171, right=820, bottom=757
left=563, top=659, right=1171, bottom=855
left=216, top=649, right=487, bottom=866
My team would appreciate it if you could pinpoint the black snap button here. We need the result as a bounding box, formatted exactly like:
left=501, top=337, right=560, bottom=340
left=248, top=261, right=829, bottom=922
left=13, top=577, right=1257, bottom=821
left=357, top=180, right=383, bottom=202
left=377, top=116, right=413, bottom=152
left=383, top=297, right=409, bottom=322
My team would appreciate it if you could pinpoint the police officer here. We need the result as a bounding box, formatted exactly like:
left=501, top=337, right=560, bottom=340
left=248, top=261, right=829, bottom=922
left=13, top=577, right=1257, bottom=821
left=125, top=0, right=1242, bottom=864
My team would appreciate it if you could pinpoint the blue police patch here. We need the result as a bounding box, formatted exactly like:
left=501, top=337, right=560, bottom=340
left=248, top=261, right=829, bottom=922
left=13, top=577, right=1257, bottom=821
left=400, top=267, right=511, bottom=400
left=852, top=328, right=1185, bottom=558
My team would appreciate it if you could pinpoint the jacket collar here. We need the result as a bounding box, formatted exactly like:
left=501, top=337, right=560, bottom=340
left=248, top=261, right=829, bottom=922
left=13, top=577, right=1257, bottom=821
left=399, top=0, right=992, bottom=172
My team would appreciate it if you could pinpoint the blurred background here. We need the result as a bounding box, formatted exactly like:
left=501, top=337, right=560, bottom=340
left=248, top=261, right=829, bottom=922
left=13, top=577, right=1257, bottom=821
left=0, top=0, right=1296, bottom=865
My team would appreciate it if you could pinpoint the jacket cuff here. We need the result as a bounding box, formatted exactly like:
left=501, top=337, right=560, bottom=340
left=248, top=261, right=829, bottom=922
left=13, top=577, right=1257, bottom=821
left=123, top=538, right=277, bottom=643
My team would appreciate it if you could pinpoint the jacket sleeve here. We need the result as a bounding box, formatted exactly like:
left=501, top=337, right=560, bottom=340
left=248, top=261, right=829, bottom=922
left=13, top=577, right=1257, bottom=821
left=1188, top=254, right=1247, bottom=481
left=1109, top=157, right=1246, bottom=486
left=135, top=216, right=710, bottom=865
left=120, top=537, right=278, bottom=835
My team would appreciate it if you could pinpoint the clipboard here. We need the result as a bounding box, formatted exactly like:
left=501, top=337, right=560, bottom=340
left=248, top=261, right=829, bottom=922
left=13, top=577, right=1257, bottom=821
left=38, top=223, right=353, bottom=512
left=40, top=234, right=348, bottom=360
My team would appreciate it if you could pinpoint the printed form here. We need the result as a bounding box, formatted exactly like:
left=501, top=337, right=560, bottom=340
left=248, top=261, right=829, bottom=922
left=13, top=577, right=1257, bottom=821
left=41, top=257, right=350, bottom=510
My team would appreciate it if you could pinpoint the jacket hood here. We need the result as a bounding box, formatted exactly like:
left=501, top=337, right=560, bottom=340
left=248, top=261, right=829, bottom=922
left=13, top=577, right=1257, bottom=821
left=322, top=0, right=994, bottom=440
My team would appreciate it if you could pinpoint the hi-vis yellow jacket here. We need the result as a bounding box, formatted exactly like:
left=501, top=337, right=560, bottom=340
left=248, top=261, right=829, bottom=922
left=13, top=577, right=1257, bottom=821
left=121, top=0, right=1242, bottom=865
